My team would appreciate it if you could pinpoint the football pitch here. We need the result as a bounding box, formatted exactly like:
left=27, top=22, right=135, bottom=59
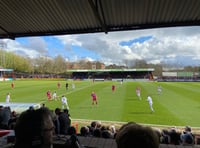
left=0, top=80, right=200, bottom=127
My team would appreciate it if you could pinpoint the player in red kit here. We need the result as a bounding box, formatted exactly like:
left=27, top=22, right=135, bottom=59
left=112, top=85, right=115, bottom=92
left=11, top=82, right=15, bottom=89
left=91, top=91, right=98, bottom=105
left=57, top=82, right=61, bottom=89
left=46, top=90, right=51, bottom=101
left=136, top=86, right=141, bottom=100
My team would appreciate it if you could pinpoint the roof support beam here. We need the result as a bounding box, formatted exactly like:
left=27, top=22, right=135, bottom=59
left=88, top=0, right=108, bottom=34
left=0, top=26, right=15, bottom=40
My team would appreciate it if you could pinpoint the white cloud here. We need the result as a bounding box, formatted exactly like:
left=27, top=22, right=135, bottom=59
left=2, top=39, right=41, bottom=57
left=1, top=26, right=200, bottom=66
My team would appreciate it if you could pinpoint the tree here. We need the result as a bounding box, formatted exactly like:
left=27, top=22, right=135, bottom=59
left=133, top=59, right=148, bottom=68
left=52, top=55, right=66, bottom=74
left=33, top=57, right=53, bottom=74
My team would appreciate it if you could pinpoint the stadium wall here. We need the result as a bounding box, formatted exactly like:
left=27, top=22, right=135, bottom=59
left=160, top=71, right=200, bottom=82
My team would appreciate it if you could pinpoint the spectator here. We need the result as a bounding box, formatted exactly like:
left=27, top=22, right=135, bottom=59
left=101, top=130, right=113, bottom=139
left=108, top=125, right=116, bottom=135
left=0, top=106, right=11, bottom=129
left=54, top=108, right=61, bottom=134
left=8, top=111, right=18, bottom=130
left=185, top=126, right=191, bottom=132
left=67, top=126, right=77, bottom=135
left=180, top=126, right=194, bottom=145
left=14, top=107, right=54, bottom=148
left=58, top=109, right=71, bottom=135
left=115, top=122, right=159, bottom=148
left=80, top=126, right=90, bottom=137
left=41, top=103, right=46, bottom=108
left=180, top=132, right=194, bottom=145
left=29, top=106, right=34, bottom=111
left=93, top=128, right=102, bottom=138
left=168, top=128, right=181, bottom=145
left=96, top=121, right=102, bottom=128
left=87, top=125, right=94, bottom=136
left=160, top=129, right=170, bottom=144
left=91, top=121, right=97, bottom=128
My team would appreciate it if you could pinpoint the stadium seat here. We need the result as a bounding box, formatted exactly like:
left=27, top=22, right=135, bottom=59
left=0, top=130, right=11, bottom=137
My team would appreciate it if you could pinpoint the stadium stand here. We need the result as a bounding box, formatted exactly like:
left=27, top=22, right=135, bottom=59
left=1, top=135, right=199, bottom=148
left=67, top=69, right=154, bottom=80
left=1, top=0, right=200, bottom=147
left=1, top=116, right=200, bottom=147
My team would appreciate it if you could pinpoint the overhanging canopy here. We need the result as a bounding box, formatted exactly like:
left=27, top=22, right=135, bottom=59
left=0, top=0, right=200, bottom=39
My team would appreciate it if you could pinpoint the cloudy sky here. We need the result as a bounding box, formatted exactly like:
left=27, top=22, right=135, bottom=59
left=1, top=26, right=200, bottom=67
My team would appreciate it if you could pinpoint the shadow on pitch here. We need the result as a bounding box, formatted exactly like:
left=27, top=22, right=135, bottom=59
left=129, top=111, right=153, bottom=114
left=78, top=106, right=98, bottom=109
left=126, top=97, right=141, bottom=101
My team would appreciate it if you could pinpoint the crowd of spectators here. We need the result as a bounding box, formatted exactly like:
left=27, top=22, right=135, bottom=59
left=159, top=126, right=195, bottom=145
left=0, top=105, right=197, bottom=148
left=0, top=106, right=18, bottom=130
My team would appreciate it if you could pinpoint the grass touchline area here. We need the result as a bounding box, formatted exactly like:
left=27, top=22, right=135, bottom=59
left=0, top=80, right=200, bottom=128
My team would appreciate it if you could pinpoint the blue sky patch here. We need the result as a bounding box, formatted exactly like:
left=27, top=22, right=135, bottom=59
left=120, top=36, right=152, bottom=46
left=72, top=45, right=101, bottom=60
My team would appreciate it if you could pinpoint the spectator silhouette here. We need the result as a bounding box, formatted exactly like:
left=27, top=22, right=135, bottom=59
left=67, top=126, right=77, bottom=135
left=115, top=122, right=159, bottom=148
left=58, top=109, right=71, bottom=135
left=180, top=126, right=194, bottom=145
left=54, top=108, right=61, bottom=134
left=0, top=106, right=11, bottom=129
left=79, top=126, right=90, bottom=137
left=93, top=128, right=102, bottom=138
left=101, top=130, right=113, bottom=139
left=14, top=107, right=54, bottom=148
left=168, top=127, right=181, bottom=145
left=8, top=110, right=18, bottom=130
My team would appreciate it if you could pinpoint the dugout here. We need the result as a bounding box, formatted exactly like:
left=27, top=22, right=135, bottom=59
left=0, top=68, right=14, bottom=81
left=67, top=69, right=154, bottom=80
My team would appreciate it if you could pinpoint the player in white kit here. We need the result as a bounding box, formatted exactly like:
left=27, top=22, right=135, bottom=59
left=147, top=95, right=154, bottom=112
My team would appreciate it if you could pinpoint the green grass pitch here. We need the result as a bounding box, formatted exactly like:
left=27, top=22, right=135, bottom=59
left=0, top=80, right=200, bottom=127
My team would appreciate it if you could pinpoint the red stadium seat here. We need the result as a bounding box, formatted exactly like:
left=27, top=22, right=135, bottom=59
left=0, top=130, right=11, bottom=137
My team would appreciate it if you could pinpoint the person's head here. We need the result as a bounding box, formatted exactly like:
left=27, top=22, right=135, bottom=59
left=67, top=126, right=77, bottom=135
left=169, top=130, right=180, bottom=145
left=29, top=106, right=34, bottom=110
left=96, top=121, right=102, bottom=128
left=115, top=122, right=159, bottom=148
left=41, top=103, right=45, bottom=108
left=63, top=109, right=69, bottom=114
left=93, top=128, right=102, bottom=137
left=80, top=126, right=89, bottom=136
left=55, top=108, right=61, bottom=115
left=91, top=121, right=97, bottom=128
left=184, top=126, right=191, bottom=133
left=11, top=110, right=17, bottom=117
left=14, top=107, right=54, bottom=148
